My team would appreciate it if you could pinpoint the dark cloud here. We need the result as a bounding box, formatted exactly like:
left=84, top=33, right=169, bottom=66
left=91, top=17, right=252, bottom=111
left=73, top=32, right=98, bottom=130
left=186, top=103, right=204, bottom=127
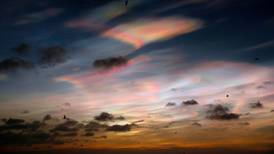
left=206, top=104, right=240, bottom=120
left=84, top=132, right=95, bottom=136
left=210, top=113, right=240, bottom=120
left=0, top=119, right=43, bottom=132
left=182, top=100, right=199, bottom=105
left=0, top=57, right=34, bottom=73
left=0, top=131, right=50, bottom=145
left=107, top=124, right=132, bottom=132
left=94, top=112, right=114, bottom=121
left=115, top=116, right=126, bottom=121
left=163, top=121, right=176, bottom=128
left=5, top=118, right=25, bottom=125
left=43, top=114, right=52, bottom=122
left=249, top=101, right=263, bottom=109
left=94, top=112, right=125, bottom=122
left=93, top=56, right=128, bottom=69
left=132, top=120, right=144, bottom=124
left=28, top=121, right=43, bottom=131
left=85, top=121, right=107, bottom=132
left=60, top=132, right=78, bottom=137
left=1, top=118, right=7, bottom=123
left=263, top=81, right=274, bottom=85
left=192, top=122, right=202, bottom=127
left=256, top=85, right=265, bottom=89
left=166, top=102, right=176, bottom=107
left=40, top=46, right=66, bottom=67
left=257, top=81, right=274, bottom=89
left=0, top=122, right=28, bottom=131
left=13, top=43, right=31, bottom=54
left=52, top=119, right=80, bottom=132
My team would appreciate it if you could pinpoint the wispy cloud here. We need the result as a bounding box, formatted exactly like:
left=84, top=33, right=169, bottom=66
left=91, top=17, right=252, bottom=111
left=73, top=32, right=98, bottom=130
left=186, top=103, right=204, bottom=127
left=65, top=1, right=134, bottom=30
left=15, top=8, right=63, bottom=25
left=236, top=40, right=274, bottom=52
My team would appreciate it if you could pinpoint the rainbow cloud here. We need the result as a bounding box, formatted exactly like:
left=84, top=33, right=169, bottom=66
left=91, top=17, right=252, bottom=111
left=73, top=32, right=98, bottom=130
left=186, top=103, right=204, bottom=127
left=102, top=17, right=203, bottom=49
left=54, top=56, right=150, bottom=88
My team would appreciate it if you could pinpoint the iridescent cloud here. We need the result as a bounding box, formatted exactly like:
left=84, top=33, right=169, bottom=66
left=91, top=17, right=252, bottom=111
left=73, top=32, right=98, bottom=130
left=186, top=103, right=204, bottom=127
left=102, top=17, right=203, bottom=49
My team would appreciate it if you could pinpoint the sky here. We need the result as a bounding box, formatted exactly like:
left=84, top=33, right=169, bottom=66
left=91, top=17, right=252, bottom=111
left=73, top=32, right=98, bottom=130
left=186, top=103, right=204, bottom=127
left=0, top=0, right=274, bottom=153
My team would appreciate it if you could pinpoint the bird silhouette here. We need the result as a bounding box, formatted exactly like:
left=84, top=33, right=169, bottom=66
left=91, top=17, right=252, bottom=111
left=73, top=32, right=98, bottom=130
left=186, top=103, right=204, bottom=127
left=63, top=115, right=66, bottom=119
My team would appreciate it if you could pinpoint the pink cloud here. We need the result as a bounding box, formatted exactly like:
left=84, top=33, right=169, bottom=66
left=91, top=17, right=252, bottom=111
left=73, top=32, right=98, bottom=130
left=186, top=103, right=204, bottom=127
left=102, top=17, right=203, bottom=49
left=55, top=56, right=150, bottom=88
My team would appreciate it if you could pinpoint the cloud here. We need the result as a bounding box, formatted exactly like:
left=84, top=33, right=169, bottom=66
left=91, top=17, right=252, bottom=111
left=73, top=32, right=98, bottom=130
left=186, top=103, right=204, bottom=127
left=59, top=132, right=78, bottom=137
left=0, top=57, right=34, bottom=73
left=51, top=119, right=81, bottom=133
left=40, top=46, right=67, bottom=67
left=84, top=132, right=95, bottom=136
left=94, top=112, right=114, bottom=121
left=102, top=17, right=202, bottom=49
left=13, top=43, right=31, bottom=54
left=166, top=102, right=176, bottom=107
left=192, top=122, right=202, bottom=127
left=235, top=40, right=274, bottom=52
left=182, top=100, right=199, bottom=105
left=5, top=118, right=25, bottom=125
left=54, top=56, right=150, bottom=88
left=65, top=1, right=130, bottom=30
left=257, top=81, right=274, bottom=89
left=115, top=116, right=126, bottom=120
left=93, top=56, right=129, bottom=69
left=21, top=110, right=30, bottom=114
left=43, top=114, right=52, bottom=122
left=0, top=116, right=89, bottom=146
left=249, top=101, right=263, bottom=109
left=106, top=124, right=132, bottom=132
left=94, top=112, right=126, bottom=122
left=15, top=8, right=63, bottom=25
left=206, top=104, right=240, bottom=120
left=52, top=119, right=80, bottom=132
left=0, top=131, right=50, bottom=145
left=263, top=81, right=274, bottom=85
left=85, top=121, right=107, bottom=132
left=0, top=119, right=42, bottom=132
